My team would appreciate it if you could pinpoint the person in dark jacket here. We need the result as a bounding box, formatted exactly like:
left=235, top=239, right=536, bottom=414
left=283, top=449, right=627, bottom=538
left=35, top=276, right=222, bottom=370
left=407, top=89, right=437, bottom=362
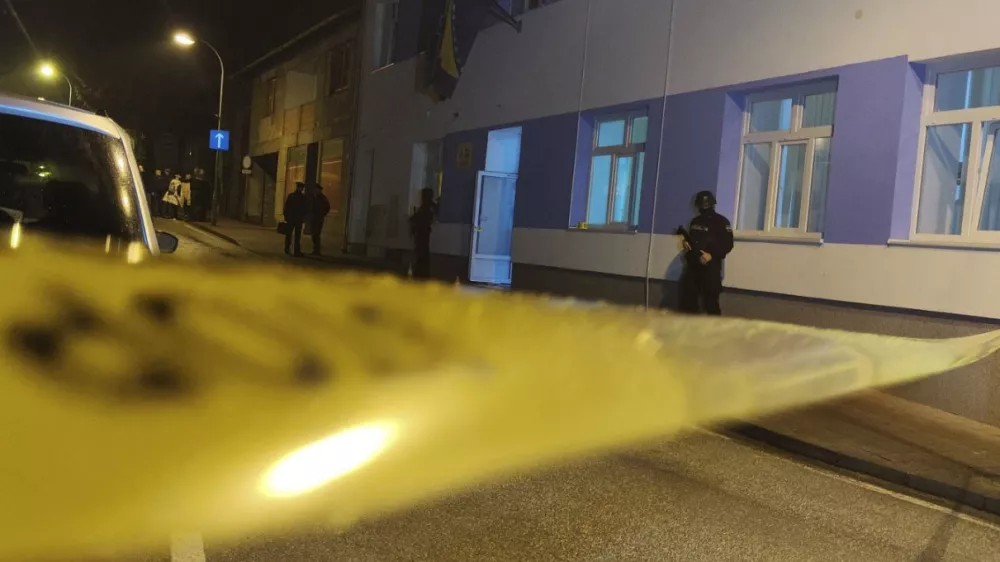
left=190, top=170, right=208, bottom=222
left=308, top=183, right=331, bottom=256
left=679, top=190, right=734, bottom=316
left=148, top=170, right=165, bottom=217
left=409, top=188, right=438, bottom=279
left=283, top=182, right=308, bottom=257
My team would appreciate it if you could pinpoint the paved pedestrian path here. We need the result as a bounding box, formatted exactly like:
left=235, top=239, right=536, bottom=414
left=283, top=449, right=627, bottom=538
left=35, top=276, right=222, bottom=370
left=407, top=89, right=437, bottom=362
left=186, top=219, right=398, bottom=274
left=737, top=391, right=1000, bottom=515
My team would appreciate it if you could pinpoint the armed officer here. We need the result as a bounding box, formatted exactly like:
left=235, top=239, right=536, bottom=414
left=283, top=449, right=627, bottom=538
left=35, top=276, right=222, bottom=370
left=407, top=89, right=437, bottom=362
left=679, top=190, right=733, bottom=315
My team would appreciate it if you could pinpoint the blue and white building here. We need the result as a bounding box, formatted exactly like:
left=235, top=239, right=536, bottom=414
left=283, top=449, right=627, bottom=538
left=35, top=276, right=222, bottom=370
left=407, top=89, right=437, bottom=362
left=348, top=0, right=1000, bottom=425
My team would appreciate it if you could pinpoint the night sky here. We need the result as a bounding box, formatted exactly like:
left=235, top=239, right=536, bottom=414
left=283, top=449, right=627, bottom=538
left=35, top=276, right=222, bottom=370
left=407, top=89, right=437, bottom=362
left=0, top=0, right=356, bottom=135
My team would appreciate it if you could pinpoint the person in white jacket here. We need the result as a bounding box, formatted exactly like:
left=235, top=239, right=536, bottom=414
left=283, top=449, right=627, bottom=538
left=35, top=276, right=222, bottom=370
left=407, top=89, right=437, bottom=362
left=162, top=174, right=182, bottom=219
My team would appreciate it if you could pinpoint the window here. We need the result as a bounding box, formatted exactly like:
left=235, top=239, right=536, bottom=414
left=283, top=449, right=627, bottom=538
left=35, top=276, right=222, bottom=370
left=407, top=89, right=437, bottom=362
left=0, top=112, right=143, bottom=243
left=320, top=138, right=346, bottom=220
left=284, top=145, right=307, bottom=199
left=372, top=1, right=398, bottom=69
left=586, top=112, right=646, bottom=229
left=328, top=42, right=352, bottom=94
left=409, top=140, right=443, bottom=211
left=913, top=64, right=1000, bottom=241
left=735, top=83, right=836, bottom=237
left=265, top=78, right=277, bottom=116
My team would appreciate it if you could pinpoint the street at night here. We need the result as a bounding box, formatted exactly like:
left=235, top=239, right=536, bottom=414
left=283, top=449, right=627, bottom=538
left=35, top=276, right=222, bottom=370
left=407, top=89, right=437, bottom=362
left=5, top=0, right=1000, bottom=560
left=205, top=433, right=1000, bottom=561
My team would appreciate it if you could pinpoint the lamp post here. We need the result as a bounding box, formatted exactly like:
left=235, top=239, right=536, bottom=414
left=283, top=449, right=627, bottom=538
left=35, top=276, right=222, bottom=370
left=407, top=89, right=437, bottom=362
left=173, top=31, right=225, bottom=225
left=37, top=62, right=73, bottom=106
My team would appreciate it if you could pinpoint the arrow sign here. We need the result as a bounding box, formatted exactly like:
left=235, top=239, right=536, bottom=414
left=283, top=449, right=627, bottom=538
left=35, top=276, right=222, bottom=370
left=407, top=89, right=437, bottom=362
left=209, top=130, right=230, bottom=152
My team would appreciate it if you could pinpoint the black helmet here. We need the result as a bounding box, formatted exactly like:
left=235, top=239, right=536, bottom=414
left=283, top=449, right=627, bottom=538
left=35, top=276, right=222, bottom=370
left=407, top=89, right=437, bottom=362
left=695, top=190, right=717, bottom=210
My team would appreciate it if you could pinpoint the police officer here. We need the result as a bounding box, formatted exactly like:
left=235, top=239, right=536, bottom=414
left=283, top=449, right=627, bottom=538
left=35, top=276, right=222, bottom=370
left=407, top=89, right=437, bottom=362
left=680, top=190, right=733, bottom=315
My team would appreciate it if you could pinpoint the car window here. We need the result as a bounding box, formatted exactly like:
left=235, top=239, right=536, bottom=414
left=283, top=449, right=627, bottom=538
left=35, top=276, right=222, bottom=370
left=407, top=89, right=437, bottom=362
left=0, top=112, right=143, bottom=243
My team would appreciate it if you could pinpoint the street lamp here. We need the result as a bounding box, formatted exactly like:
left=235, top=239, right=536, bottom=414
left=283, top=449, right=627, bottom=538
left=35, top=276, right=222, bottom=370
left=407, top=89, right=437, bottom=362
left=173, top=30, right=225, bottom=225
left=37, top=61, right=73, bottom=106
left=172, top=32, right=196, bottom=47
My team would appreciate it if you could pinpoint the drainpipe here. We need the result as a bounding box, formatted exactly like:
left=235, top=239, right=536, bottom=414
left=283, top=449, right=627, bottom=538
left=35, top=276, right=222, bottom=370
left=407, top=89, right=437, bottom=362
left=564, top=0, right=593, bottom=228
left=344, top=1, right=371, bottom=255
left=643, top=0, right=678, bottom=309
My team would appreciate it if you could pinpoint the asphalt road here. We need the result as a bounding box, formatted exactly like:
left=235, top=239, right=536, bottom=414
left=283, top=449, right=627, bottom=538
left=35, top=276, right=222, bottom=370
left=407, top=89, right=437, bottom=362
left=116, top=225, right=1000, bottom=561
left=204, top=432, right=1000, bottom=562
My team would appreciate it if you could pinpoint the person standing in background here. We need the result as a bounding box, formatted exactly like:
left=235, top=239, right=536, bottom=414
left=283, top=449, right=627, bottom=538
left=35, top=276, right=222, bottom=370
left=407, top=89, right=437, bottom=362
left=308, top=183, right=331, bottom=256
left=192, top=168, right=209, bottom=221
left=148, top=170, right=165, bottom=217
left=283, top=182, right=308, bottom=257
left=409, top=187, right=439, bottom=280
left=162, top=174, right=182, bottom=220
left=679, top=190, right=733, bottom=316
left=179, top=174, right=193, bottom=221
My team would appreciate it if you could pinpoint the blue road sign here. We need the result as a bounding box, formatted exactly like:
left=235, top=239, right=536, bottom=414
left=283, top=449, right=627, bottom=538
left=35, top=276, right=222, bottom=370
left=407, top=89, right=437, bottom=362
left=209, top=129, right=230, bottom=151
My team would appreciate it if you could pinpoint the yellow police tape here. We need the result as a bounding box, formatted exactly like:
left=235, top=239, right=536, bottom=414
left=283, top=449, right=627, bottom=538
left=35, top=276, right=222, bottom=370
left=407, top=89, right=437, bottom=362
left=0, top=239, right=998, bottom=560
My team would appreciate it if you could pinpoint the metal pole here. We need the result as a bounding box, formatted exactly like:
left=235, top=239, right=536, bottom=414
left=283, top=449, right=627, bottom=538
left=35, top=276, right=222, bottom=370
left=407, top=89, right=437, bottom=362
left=64, top=76, right=73, bottom=106
left=202, top=40, right=225, bottom=226
left=643, top=0, right=677, bottom=310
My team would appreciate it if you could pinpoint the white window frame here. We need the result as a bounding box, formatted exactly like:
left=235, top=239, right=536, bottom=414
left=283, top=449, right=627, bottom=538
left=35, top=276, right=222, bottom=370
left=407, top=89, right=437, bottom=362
left=910, top=60, right=1000, bottom=245
left=733, top=81, right=836, bottom=241
left=372, top=0, right=399, bottom=70
left=584, top=111, right=647, bottom=231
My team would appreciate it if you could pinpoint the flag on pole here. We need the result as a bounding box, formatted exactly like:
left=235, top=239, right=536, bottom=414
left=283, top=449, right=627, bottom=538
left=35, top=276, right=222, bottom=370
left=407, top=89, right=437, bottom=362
left=426, top=0, right=519, bottom=100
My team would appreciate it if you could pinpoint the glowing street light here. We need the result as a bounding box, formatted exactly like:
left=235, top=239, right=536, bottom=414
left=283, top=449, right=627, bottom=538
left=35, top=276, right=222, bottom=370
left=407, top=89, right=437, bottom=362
left=36, top=61, right=73, bottom=106
left=172, top=31, right=196, bottom=47
left=172, top=30, right=225, bottom=225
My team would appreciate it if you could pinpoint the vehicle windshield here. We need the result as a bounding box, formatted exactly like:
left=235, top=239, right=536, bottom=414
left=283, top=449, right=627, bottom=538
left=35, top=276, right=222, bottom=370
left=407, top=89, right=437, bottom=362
left=0, top=112, right=143, bottom=244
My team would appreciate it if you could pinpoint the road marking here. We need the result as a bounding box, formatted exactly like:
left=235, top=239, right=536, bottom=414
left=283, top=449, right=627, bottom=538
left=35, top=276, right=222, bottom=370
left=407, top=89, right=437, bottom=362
left=704, top=430, right=1000, bottom=532
left=171, top=533, right=206, bottom=562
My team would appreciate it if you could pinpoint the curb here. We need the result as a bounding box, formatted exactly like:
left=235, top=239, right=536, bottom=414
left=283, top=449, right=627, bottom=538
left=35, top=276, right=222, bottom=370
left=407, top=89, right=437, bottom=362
left=186, top=222, right=243, bottom=247
left=729, top=423, right=1000, bottom=517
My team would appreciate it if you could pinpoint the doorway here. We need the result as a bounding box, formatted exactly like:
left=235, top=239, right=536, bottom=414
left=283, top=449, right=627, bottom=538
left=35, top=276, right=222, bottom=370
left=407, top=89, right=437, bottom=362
left=246, top=152, right=278, bottom=226
left=469, top=126, right=521, bottom=285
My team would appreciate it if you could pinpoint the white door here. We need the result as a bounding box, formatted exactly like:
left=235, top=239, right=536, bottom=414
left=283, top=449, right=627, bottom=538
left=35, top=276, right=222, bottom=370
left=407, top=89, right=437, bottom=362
left=470, top=171, right=517, bottom=285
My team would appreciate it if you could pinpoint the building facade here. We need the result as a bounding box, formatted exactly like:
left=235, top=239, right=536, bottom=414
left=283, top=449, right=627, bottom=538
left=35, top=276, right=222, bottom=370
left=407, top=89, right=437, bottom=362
left=234, top=13, right=361, bottom=251
left=351, top=0, right=1000, bottom=426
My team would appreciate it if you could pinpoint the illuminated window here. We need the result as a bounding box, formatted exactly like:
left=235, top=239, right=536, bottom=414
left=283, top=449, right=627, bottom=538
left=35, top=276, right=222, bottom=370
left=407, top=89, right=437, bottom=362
left=736, top=83, right=836, bottom=237
left=284, top=145, right=307, bottom=198
left=913, top=64, right=1000, bottom=240
left=329, top=42, right=352, bottom=94
left=320, top=138, right=346, bottom=219
left=586, top=112, right=646, bottom=229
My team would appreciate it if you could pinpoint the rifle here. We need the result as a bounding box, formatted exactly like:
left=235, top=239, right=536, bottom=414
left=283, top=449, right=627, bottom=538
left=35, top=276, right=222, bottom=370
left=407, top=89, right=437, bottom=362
left=676, top=226, right=700, bottom=253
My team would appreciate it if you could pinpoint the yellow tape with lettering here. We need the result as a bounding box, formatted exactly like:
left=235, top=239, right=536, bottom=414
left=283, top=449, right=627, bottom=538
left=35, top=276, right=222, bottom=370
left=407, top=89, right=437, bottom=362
left=0, top=240, right=997, bottom=560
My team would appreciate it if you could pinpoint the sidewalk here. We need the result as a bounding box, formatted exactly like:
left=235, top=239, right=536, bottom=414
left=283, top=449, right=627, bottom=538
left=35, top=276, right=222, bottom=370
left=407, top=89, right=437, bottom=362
left=731, top=391, right=1000, bottom=515
left=186, top=219, right=401, bottom=274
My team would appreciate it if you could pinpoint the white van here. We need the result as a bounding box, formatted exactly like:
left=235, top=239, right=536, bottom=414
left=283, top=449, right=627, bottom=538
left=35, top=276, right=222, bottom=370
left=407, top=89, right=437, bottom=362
left=0, top=94, right=178, bottom=255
